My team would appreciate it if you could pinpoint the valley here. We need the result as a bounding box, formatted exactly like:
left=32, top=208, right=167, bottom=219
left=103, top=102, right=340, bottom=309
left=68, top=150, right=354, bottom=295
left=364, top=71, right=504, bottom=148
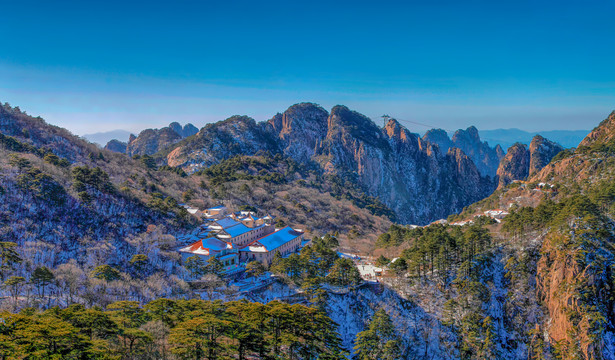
left=1, top=101, right=615, bottom=359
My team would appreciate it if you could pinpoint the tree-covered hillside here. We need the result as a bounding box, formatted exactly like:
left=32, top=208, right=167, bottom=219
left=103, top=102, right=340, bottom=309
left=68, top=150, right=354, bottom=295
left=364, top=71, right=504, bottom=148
left=372, top=110, right=615, bottom=359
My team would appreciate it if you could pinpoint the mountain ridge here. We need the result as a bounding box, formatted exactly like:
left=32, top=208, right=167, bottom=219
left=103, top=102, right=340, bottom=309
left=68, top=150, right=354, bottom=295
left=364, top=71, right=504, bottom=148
left=162, top=103, right=507, bottom=225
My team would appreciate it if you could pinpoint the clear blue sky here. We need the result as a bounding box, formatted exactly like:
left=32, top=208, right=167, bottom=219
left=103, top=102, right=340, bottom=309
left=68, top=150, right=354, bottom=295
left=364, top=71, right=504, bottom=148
left=1, top=0, right=614, bottom=135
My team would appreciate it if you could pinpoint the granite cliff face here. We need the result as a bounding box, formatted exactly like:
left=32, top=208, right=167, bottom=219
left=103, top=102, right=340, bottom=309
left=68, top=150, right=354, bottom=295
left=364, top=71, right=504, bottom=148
left=313, top=107, right=495, bottom=223
left=451, top=126, right=504, bottom=177
left=104, top=139, right=127, bottom=153
left=579, top=110, right=615, bottom=147
left=422, top=128, right=452, bottom=153
left=524, top=114, right=615, bottom=358
left=528, top=135, right=564, bottom=177
left=105, top=122, right=199, bottom=156
left=423, top=126, right=504, bottom=177
left=496, top=135, right=564, bottom=188
left=268, top=102, right=329, bottom=163
left=169, top=122, right=198, bottom=138
left=126, top=127, right=182, bottom=156
left=496, top=143, right=530, bottom=188
left=166, top=115, right=280, bottom=172
left=165, top=103, right=497, bottom=224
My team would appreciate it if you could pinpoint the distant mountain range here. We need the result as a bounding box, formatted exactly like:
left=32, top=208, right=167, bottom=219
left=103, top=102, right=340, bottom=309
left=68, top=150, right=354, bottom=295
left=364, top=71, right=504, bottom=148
left=479, top=128, right=588, bottom=150
left=87, top=126, right=588, bottom=153
left=82, top=129, right=133, bottom=146
left=86, top=104, right=579, bottom=225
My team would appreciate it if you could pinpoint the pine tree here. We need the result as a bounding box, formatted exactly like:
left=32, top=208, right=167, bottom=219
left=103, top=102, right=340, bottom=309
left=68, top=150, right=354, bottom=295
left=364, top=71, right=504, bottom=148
left=0, top=241, right=22, bottom=281
left=31, top=266, right=54, bottom=301
left=375, top=255, right=390, bottom=267
left=91, top=265, right=121, bottom=281
left=245, top=261, right=265, bottom=281
left=129, top=254, right=149, bottom=277
left=4, top=276, right=26, bottom=304
left=389, top=258, right=408, bottom=277
left=185, top=255, right=206, bottom=278
left=354, top=309, right=402, bottom=360
left=326, top=258, right=362, bottom=286
left=207, top=256, right=224, bottom=276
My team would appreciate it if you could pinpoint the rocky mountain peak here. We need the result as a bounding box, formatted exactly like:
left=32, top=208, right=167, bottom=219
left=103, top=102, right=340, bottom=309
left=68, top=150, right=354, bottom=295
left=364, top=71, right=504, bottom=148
left=181, top=123, right=198, bottom=138
left=221, top=115, right=257, bottom=127
left=452, top=125, right=480, bottom=144
left=528, top=135, right=564, bottom=177
left=384, top=118, right=406, bottom=141
left=278, top=103, right=328, bottom=139
left=271, top=103, right=329, bottom=162
left=422, top=126, right=503, bottom=178
left=326, top=105, right=386, bottom=149
left=496, top=143, right=530, bottom=188
left=166, top=114, right=280, bottom=171
left=578, top=110, right=615, bottom=147
left=495, top=144, right=505, bottom=158
left=104, top=139, right=127, bottom=154
left=496, top=134, right=565, bottom=188
left=124, top=122, right=200, bottom=157
left=422, top=129, right=453, bottom=155
left=169, top=122, right=182, bottom=135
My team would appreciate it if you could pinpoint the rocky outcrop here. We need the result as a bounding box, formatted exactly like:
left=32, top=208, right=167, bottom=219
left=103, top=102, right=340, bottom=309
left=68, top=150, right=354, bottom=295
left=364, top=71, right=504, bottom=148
left=163, top=104, right=501, bottom=224
left=126, top=122, right=199, bottom=156
left=495, top=144, right=505, bottom=159
left=496, top=136, right=564, bottom=188
left=528, top=135, right=564, bottom=177
left=314, top=108, right=495, bottom=224
left=170, top=122, right=198, bottom=138
left=127, top=127, right=182, bottom=156
left=166, top=115, right=280, bottom=172
left=423, top=126, right=504, bottom=177
left=579, top=110, right=615, bottom=147
left=496, top=143, right=530, bottom=188
left=451, top=126, right=504, bottom=177
left=104, top=139, right=127, bottom=154
left=422, top=128, right=452, bottom=154
left=269, top=103, right=329, bottom=163
left=536, top=219, right=615, bottom=359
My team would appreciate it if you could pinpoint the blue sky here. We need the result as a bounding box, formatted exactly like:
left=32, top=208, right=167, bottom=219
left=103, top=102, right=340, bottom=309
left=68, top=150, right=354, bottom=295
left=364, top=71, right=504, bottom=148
left=1, top=0, right=614, bottom=135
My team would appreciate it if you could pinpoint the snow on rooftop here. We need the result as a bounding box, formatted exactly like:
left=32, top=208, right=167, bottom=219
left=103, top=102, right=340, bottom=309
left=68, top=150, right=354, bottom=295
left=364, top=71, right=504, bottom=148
left=208, top=205, right=226, bottom=210
left=179, top=237, right=232, bottom=255
left=210, top=217, right=240, bottom=229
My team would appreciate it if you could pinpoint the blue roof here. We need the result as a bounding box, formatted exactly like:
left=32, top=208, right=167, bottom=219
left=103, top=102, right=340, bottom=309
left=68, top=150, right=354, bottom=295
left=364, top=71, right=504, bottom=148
left=251, top=227, right=303, bottom=252
left=214, top=217, right=239, bottom=229
left=200, top=237, right=229, bottom=251
left=224, top=223, right=262, bottom=238
left=208, top=205, right=225, bottom=210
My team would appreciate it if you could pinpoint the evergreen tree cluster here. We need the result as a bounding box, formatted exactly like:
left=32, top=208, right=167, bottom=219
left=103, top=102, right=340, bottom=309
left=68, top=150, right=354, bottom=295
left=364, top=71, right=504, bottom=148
left=0, top=299, right=346, bottom=359
left=377, top=223, right=493, bottom=282
left=270, top=235, right=361, bottom=289
left=354, top=309, right=402, bottom=360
